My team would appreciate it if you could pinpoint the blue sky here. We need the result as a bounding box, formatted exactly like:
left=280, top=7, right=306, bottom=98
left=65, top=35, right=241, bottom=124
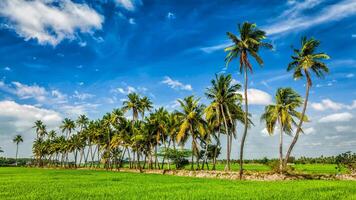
left=0, top=0, right=355, bottom=158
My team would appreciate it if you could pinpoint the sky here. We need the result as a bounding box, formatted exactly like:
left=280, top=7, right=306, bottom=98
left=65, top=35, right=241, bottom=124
left=0, top=0, right=355, bottom=159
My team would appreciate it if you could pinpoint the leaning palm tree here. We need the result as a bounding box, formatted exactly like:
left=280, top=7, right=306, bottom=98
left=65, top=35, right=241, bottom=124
left=13, top=135, right=23, bottom=166
left=123, top=93, right=142, bottom=121
left=224, top=22, right=272, bottom=178
left=205, top=74, right=242, bottom=171
left=284, top=37, right=330, bottom=166
left=176, top=96, right=206, bottom=170
left=261, top=88, right=304, bottom=173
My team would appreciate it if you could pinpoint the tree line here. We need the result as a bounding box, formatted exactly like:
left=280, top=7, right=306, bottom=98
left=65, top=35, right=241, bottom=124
left=24, top=21, right=330, bottom=178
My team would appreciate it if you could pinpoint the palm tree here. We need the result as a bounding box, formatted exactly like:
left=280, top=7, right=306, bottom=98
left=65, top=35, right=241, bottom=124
left=33, top=120, right=47, bottom=139
left=284, top=37, right=330, bottom=166
left=261, top=88, right=304, bottom=173
left=205, top=74, right=242, bottom=170
left=76, top=115, right=89, bottom=132
left=176, top=96, right=206, bottom=170
left=140, top=96, right=153, bottom=119
left=13, top=135, right=24, bottom=166
left=123, top=93, right=141, bottom=121
left=224, top=22, right=272, bottom=178
left=60, top=118, right=76, bottom=139
left=60, top=118, right=75, bottom=166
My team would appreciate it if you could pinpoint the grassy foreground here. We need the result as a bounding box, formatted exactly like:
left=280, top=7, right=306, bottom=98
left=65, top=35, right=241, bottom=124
left=0, top=167, right=355, bottom=200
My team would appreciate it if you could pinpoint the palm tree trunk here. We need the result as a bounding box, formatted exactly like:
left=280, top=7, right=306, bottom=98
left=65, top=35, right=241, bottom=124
left=220, top=105, right=230, bottom=171
left=279, top=119, right=283, bottom=174
left=239, top=67, right=249, bottom=180
left=15, top=144, right=19, bottom=166
left=284, top=82, right=310, bottom=167
left=212, top=130, right=221, bottom=170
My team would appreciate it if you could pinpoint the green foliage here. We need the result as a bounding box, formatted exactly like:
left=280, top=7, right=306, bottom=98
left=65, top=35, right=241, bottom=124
left=336, top=151, right=356, bottom=173
left=158, top=148, right=192, bottom=169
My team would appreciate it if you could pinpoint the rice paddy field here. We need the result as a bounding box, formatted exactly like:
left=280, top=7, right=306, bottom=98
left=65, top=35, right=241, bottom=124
left=0, top=167, right=355, bottom=200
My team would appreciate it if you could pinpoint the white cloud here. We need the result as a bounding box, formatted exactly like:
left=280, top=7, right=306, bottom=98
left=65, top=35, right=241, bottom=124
left=59, top=103, right=99, bottom=117
left=113, top=86, right=137, bottom=94
left=335, top=125, right=352, bottom=132
left=265, top=0, right=356, bottom=35
left=311, top=99, right=356, bottom=111
left=11, top=81, right=47, bottom=102
left=73, top=90, right=94, bottom=100
left=319, top=112, right=353, bottom=123
left=167, top=12, right=176, bottom=20
left=311, top=99, right=344, bottom=111
left=162, top=76, right=193, bottom=91
left=304, top=127, right=315, bottom=135
left=238, top=88, right=272, bottom=105
left=115, top=0, right=140, bottom=11
left=51, top=90, right=67, bottom=104
left=0, top=0, right=104, bottom=46
left=200, top=42, right=231, bottom=53
left=3, top=67, right=11, bottom=71
left=129, top=18, right=136, bottom=24
left=325, top=135, right=340, bottom=140
left=352, top=34, right=356, bottom=38
left=0, top=100, right=62, bottom=135
left=346, top=73, right=354, bottom=78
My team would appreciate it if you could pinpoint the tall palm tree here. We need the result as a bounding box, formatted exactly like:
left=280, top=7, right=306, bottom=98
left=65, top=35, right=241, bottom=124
left=176, top=96, right=206, bottom=170
left=205, top=74, right=242, bottom=170
left=284, top=37, right=330, bottom=166
left=261, top=88, right=304, bottom=172
left=224, top=22, right=272, bottom=178
left=123, top=93, right=141, bottom=121
left=13, top=135, right=23, bottom=166
left=140, top=96, right=153, bottom=119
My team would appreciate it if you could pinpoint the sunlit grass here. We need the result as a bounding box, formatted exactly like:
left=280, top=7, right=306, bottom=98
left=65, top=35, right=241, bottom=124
left=0, top=167, right=355, bottom=200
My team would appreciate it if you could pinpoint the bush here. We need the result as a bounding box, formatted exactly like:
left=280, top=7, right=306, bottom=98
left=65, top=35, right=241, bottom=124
left=267, top=160, right=294, bottom=173
left=158, top=148, right=191, bottom=170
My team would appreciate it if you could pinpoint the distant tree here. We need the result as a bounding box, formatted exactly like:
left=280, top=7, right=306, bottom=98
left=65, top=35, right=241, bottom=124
left=13, top=134, right=24, bottom=166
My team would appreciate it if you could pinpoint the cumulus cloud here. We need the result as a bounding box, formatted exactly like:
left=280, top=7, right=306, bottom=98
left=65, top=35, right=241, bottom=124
left=3, top=67, right=11, bottom=71
left=319, top=112, right=353, bottom=123
left=311, top=99, right=344, bottom=111
left=0, top=100, right=62, bottom=135
left=346, top=73, right=354, bottom=78
left=0, top=0, right=104, bottom=46
left=311, top=99, right=356, bottom=111
left=238, top=88, right=272, bottom=105
left=162, top=76, right=193, bottom=91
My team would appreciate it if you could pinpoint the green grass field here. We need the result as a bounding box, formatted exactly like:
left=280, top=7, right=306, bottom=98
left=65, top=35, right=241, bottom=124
left=0, top=167, right=355, bottom=200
